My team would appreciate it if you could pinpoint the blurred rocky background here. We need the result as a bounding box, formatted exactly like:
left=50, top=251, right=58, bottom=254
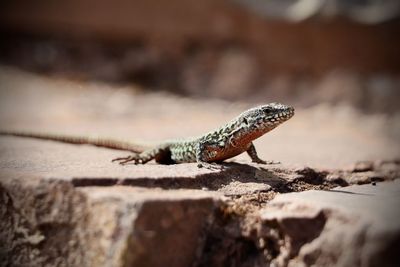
left=1, top=0, right=399, bottom=113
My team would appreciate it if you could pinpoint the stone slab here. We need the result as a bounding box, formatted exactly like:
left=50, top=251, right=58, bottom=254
left=259, top=181, right=400, bottom=267
left=0, top=171, right=222, bottom=267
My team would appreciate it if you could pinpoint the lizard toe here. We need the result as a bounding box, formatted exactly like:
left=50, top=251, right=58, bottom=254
left=264, top=160, right=281, bottom=165
left=197, top=162, right=224, bottom=171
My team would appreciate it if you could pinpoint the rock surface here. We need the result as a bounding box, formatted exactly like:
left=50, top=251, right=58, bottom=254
left=0, top=67, right=398, bottom=169
left=260, top=181, right=400, bottom=267
left=0, top=172, right=222, bottom=267
left=0, top=137, right=399, bottom=266
left=0, top=68, right=399, bottom=266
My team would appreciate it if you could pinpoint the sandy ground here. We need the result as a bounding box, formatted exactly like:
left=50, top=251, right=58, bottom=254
left=0, top=66, right=399, bottom=169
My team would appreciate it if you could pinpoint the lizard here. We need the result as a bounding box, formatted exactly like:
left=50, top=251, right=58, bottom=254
left=0, top=103, right=294, bottom=169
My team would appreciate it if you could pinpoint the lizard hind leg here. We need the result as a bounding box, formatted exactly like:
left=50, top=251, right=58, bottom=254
left=195, top=141, right=224, bottom=170
left=154, top=149, right=175, bottom=165
left=111, top=153, right=143, bottom=165
left=112, top=146, right=170, bottom=165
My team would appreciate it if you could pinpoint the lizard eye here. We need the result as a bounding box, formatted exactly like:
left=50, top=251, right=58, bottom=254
left=262, top=107, right=272, bottom=113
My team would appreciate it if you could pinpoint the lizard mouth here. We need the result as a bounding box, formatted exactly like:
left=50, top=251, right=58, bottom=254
left=267, top=107, right=294, bottom=124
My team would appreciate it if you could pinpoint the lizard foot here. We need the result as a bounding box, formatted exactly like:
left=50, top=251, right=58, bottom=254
left=252, top=159, right=267, bottom=164
left=112, top=155, right=143, bottom=165
left=197, top=162, right=224, bottom=171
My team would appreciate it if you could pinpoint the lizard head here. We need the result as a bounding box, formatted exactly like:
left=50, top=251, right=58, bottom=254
left=240, top=103, right=295, bottom=132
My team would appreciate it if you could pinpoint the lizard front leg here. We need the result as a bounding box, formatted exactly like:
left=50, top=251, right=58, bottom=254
left=246, top=142, right=279, bottom=164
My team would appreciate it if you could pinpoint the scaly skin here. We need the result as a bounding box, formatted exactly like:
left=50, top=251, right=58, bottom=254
left=113, top=103, right=294, bottom=169
left=0, top=103, right=294, bottom=169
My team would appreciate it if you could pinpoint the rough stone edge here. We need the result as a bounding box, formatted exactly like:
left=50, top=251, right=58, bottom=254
left=0, top=172, right=224, bottom=267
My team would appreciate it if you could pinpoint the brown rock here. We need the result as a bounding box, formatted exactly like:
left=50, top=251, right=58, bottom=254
left=259, top=180, right=400, bottom=267
left=0, top=172, right=222, bottom=267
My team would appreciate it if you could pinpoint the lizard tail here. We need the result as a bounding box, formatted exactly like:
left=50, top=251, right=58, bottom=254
left=0, top=131, right=147, bottom=153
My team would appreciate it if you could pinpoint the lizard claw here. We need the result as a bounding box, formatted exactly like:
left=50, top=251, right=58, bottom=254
left=253, top=160, right=280, bottom=165
left=112, top=155, right=142, bottom=165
